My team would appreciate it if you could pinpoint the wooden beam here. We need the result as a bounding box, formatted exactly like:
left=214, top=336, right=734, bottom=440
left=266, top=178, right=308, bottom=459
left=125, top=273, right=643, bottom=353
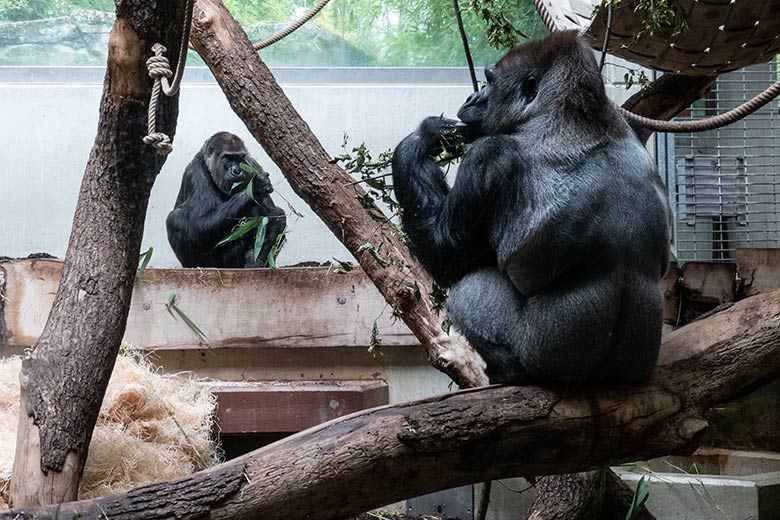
left=0, top=259, right=416, bottom=350
left=213, top=381, right=389, bottom=434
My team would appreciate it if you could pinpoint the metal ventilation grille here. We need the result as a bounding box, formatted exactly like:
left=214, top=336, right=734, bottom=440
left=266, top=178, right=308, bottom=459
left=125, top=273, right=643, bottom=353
left=666, top=57, right=780, bottom=261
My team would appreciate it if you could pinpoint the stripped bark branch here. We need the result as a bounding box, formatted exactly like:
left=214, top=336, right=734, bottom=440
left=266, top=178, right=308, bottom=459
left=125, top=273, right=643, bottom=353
left=188, top=0, right=489, bottom=388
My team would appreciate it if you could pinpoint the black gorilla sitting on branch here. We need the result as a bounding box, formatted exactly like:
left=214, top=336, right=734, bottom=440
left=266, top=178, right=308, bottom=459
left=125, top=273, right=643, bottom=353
left=167, top=132, right=286, bottom=268
left=392, top=32, right=670, bottom=385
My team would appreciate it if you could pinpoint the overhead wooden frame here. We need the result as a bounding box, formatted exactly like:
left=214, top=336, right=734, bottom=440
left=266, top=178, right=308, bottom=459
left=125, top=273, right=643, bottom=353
left=534, top=0, right=780, bottom=75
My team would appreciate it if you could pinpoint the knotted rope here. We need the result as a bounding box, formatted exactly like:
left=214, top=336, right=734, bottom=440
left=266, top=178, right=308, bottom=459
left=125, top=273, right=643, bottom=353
left=144, top=0, right=194, bottom=155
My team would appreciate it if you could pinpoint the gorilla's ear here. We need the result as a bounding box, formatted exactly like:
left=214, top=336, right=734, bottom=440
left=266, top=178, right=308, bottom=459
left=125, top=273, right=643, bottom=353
left=522, top=76, right=538, bottom=102
left=207, top=145, right=215, bottom=156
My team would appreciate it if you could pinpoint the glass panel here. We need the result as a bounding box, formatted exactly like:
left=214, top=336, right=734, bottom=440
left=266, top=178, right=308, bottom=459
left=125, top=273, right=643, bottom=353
left=0, top=0, right=547, bottom=67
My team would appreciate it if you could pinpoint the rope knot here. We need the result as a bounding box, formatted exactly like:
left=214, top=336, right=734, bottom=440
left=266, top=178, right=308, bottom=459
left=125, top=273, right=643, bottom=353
left=143, top=132, right=173, bottom=155
left=146, top=54, right=173, bottom=81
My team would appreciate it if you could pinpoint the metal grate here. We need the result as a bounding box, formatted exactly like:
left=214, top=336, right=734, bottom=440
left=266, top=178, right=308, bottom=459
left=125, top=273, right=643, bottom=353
left=662, top=56, right=780, bottom=262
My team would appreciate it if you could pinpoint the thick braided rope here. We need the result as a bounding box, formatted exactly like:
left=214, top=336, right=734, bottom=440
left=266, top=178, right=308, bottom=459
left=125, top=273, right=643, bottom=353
left=619, top=80, right=780, bottom=133
left=143, top=0, right=195, bottom=155
left=254, top=0, right=331, bottom=50
left=531, top=0, right=557, bottom=33
left=531, top=0, right=780, bottom=133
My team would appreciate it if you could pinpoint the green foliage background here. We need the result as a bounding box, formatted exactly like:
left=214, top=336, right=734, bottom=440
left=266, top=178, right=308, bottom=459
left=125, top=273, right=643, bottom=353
left=0, top=0, right=547, bottom=66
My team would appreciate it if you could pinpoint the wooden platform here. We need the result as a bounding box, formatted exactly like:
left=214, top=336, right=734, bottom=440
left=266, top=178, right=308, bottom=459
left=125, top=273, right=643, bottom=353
left=0, top=258, right=417, bottom=350
left=212, top=380, right=389, bottom=434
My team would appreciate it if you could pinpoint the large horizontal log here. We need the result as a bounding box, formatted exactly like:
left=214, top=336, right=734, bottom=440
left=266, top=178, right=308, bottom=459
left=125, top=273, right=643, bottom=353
left=0, top=259, right=416, bottom=350
left=5, top=290, right=780, bottom=520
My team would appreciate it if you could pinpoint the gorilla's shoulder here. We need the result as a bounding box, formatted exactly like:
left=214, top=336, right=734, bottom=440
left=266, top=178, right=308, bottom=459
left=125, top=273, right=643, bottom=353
left=463, top=135, right=526, bottom=174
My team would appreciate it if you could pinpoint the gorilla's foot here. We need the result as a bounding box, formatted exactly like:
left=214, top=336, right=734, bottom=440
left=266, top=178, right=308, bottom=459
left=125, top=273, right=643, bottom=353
left=432, top=326, right=489, bottom=388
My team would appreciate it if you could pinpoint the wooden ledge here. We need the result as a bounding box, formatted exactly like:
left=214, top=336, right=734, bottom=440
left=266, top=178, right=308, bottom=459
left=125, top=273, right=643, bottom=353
left=0, top=258, right=417, bottom=350
left=212, top=380, right=389, bottom=434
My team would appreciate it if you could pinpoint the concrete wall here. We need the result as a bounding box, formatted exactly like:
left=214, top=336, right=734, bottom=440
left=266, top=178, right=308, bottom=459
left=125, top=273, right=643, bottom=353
left=0, top=65, right=641, bottom=267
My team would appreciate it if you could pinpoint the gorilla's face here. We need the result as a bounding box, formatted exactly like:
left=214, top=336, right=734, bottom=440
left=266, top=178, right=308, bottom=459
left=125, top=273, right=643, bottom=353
left=457, top=62, right=539, bottom=138
left=203, top=132, right=252, bottom=195
left=458, top=32, right=607, bottom=141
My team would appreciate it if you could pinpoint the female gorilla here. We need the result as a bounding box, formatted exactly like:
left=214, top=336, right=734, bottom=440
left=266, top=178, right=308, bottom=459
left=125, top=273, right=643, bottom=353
left=167, top=132, right=286, bottom=268
left=392, top=32, right=670, bottom=385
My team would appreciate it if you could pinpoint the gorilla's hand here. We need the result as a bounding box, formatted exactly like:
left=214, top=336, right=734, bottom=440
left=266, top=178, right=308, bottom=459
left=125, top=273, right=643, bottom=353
left=417, top=116, right=461, bottom=158
left=454, top=121, right=481, bottom=144
left=251, top=169, right=274, bottom=198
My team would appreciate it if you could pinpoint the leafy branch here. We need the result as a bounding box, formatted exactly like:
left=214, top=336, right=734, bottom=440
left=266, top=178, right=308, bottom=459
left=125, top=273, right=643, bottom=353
left=599, top=0, right=689, bottom=40
left=217, top=160, right=287, bottom=267
left=468, top=0, right=529, bottom=49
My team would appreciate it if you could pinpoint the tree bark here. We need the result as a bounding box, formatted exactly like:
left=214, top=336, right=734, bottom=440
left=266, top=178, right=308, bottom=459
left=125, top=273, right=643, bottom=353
left=527, top=470, right=656, bottom=520
left=11, top=1, right=187, bottom=506
left=188, top=0, right=489, bottom=389
left=4, top=289, right=780, bottom=520
left=528, top=472, right=606, bottom=520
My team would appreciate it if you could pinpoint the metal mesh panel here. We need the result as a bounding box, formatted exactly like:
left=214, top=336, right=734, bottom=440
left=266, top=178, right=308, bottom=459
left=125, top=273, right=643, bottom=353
left=669, top=57, right=780, bottom=261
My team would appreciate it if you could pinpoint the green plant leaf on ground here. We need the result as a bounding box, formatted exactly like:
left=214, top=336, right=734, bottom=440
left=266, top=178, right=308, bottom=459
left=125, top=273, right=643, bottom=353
left=625, top=475, right=650, bottom=520
left=136, top=246, right=154, bottom=282
left=165, top=292, right=209, bottom=346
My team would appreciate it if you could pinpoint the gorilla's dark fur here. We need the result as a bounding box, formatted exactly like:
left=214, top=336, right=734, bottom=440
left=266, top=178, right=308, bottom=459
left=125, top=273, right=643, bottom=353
left=392, top=32, right=670, bottom=385
left=167, top=132, right=286, bottom=268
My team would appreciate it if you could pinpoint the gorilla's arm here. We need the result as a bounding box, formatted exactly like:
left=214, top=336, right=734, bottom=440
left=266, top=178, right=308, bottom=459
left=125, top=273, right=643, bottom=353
left=392, top=117, right=501, bottom=285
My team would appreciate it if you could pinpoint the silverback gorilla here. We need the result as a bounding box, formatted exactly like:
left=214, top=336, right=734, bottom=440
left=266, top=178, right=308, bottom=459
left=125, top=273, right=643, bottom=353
left=167, top=132, right=286, bottom=268
left=392, top=32, right=670, bottom=385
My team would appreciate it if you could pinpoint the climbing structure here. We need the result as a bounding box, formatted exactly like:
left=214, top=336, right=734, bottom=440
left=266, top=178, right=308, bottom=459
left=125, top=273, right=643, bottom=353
left=534, top=0, right=780, bottom=75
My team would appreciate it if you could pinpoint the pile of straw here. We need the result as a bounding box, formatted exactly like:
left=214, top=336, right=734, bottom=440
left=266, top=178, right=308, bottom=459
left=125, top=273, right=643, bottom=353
left=0, top=352, right=219, bottom=506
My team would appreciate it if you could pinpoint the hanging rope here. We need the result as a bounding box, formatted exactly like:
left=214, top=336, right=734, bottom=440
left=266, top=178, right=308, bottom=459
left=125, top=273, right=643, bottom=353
left=530, top=0, right=780, bottom=133
left=531, top=0, right=557, bottom=34
left=254, top=0, right=332, bottom=50
left=144, top=0, right=195, bottom=155
left=143, top=0, right=329, bottom=153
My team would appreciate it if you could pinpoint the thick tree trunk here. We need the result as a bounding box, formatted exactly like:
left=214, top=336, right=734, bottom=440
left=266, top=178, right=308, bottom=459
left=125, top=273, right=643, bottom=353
left=11, top=1, right=187, bottom=506
left=528, top=472, right=606, bottom=520
left=4, top=289, right=780, bottom=520
left=528, top=470, right=656, bottom=520
left=189, top=0, right=488, bottom=388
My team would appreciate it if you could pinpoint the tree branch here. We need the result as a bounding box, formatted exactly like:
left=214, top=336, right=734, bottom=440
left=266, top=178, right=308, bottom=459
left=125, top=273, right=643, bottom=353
left=188, top=0, right=488, bottom=388
left=5, top=290, right=779, bottom=520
